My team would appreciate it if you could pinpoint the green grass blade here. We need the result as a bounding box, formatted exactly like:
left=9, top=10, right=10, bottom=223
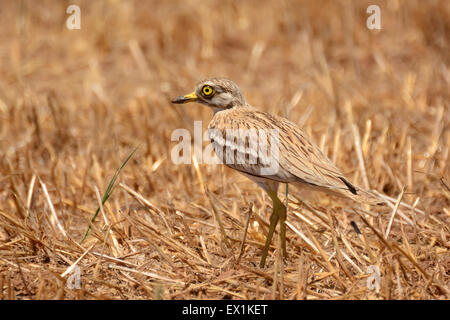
left=80, top=145, right=139, bottom=244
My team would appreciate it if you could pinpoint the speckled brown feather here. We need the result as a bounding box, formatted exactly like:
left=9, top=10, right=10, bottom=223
left=173, top=77, right=383, bottom=206
left=209, top=105, right=383, bottom=205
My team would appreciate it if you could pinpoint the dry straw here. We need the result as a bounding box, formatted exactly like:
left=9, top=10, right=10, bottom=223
left=0, top=1, right=448, bottom=299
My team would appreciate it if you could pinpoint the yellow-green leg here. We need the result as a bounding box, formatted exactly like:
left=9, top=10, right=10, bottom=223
left=260, top=190, right=287, bottom=268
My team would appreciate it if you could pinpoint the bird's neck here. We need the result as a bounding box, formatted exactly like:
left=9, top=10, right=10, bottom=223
left=211, top=103, right=252, bottom=115
left=211, top=106, right=225, bottom=115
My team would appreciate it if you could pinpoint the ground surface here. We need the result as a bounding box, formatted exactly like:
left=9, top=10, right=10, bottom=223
left=0, top=0, right=448, bottom=299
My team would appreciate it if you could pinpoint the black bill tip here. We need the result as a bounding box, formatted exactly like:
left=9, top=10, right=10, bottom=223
left=171, top=96, right=187, bottom=104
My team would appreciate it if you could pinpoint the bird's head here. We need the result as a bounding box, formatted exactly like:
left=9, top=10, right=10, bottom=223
left=171, top=78, right=247, bottom=111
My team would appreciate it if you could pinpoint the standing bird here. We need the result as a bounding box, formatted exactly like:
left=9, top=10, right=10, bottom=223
left=172, top=78, right=382, bottom=267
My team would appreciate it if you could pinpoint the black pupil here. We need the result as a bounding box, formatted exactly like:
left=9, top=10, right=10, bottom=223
left=204, top=87, right=211, bottom=94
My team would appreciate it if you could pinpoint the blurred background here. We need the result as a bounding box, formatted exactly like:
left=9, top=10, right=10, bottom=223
left=0, top=0, right=448, bottom=299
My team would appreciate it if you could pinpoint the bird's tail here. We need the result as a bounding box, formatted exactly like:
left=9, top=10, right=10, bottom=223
left=346, top=187, right=386, bottom=206
left=294, top=179, right=387, bottom=206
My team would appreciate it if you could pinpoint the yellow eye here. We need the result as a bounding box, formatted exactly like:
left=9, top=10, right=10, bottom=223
left=201, top=85, right=215, bottom=97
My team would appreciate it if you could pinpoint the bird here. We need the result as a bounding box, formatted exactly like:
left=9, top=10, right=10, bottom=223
left=172, top=77, right=383, bottom=268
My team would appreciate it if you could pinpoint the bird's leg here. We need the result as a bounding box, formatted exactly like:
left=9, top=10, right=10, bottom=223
left=281, top=183, right=288, bottom=256
left=260, top=190, right=287, bottom=268
left=278, top=195, right=287, bottom=257
left=260, top=202, right=279, bottom=268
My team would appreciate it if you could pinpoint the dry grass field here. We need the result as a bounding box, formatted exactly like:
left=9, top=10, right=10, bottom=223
left=0, top=0, right=448, bottom=300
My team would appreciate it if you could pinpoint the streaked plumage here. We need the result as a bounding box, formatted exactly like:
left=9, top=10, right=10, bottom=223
left=172, top=77, right=383, bottom=267
left=208, top=105, right=381, bottom=205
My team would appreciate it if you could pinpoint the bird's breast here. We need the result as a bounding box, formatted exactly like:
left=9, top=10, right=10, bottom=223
left=207, top=114, right=296, bottom=182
